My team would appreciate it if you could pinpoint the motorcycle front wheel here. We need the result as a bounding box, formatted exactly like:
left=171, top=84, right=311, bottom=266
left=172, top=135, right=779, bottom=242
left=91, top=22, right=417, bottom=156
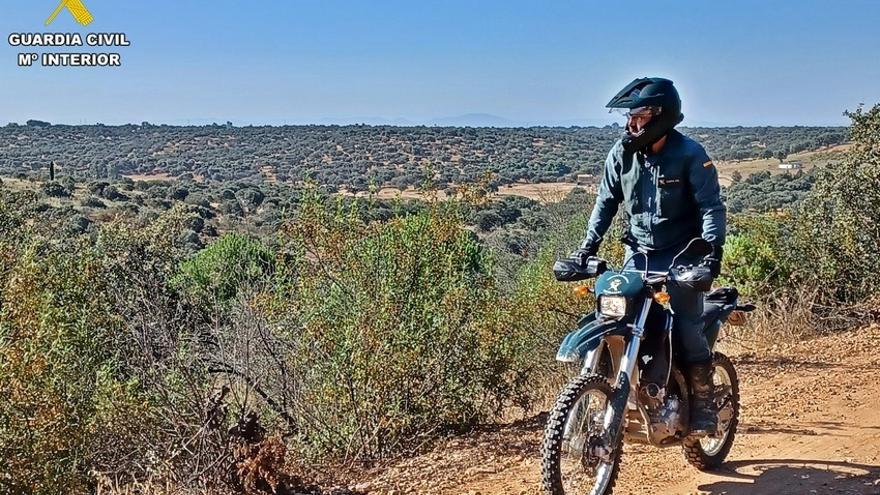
left=542, top=374, right=622, bottom=495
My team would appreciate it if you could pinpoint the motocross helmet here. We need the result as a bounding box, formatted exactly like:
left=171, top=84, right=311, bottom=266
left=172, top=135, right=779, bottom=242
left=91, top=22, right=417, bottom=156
left=606, top=77, right=684, bottom=153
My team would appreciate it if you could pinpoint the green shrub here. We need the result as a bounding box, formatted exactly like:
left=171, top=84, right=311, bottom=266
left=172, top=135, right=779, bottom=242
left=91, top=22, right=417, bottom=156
left=719, top=214, right=790, bottom=296
left=218, top=191, right=555, bottom=459
left=786, top=104, right=880, bottom=304
left=173, top=233, right=275, bottom=306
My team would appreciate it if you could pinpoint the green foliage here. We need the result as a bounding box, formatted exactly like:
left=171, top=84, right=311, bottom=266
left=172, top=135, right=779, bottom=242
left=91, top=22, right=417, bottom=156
left=0, top=124, right=846, bottom=189
left=41, top=180, right=71, bottom=198
left=0, top=205, right=213, bottom=494
left=719, top=214, right=790, bottom=296
left=0, top=239, right=146, bottom=494
left=174, top=233, right=275, bottom=305
left=213, top=190, right=559, bottom=459
left=720, top=105, right=880, bottom=305
left=786, top=104, right=880, bottom=303
left=724, top=170, right=815, bottom=213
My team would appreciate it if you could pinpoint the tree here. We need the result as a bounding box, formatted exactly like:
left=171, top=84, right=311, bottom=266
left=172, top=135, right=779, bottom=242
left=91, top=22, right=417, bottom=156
left=102, top=185, right=128, bottom=201
left=42, top=181, right=71, bottom=198
left=775, top=150, right=787, bottom=163
left=788, top=104, right=880, bottom=303
left=731, top=171, right=742, bottom=184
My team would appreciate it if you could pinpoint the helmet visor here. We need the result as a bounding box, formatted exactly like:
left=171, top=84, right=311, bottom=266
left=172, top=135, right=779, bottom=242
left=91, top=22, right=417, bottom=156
left=610, top=106, right=663, bottom=119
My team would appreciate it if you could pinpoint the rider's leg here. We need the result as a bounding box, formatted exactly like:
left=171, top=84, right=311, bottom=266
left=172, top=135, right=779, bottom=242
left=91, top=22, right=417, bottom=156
left=667, top=282, right=717, bottom=435
left=625, top=244, right=717, bottom=434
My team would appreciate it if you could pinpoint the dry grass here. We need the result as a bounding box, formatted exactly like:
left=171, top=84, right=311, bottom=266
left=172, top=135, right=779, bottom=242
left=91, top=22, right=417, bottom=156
left=715, top=143, right=851, bottom=187
left=494, top=182, right=594, bottom=203
left=338, top=182, right=594, bottom=205
left=0, top=175, right=35, bottom=191
left=718, top=287, right=877, bottom=356
left=121, top=172, right=176, bottom=182
left=718, top=292, right=818, bottom=356
left=339, top=186, right=452, bottom=201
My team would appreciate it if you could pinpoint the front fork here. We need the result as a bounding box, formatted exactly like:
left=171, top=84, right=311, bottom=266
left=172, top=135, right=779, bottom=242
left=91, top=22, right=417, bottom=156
left=602, top=298, right=653, bottom=444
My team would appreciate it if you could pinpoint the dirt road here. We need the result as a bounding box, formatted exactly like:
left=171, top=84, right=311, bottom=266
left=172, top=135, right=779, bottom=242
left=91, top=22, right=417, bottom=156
left=352, top=323, right=880, bottom=495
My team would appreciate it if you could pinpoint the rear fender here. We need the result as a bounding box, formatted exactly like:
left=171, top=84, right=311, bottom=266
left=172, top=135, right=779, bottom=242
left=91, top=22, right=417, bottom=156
left=708, top=302, right=739, bottom=348
left=556, top=312, right=628, bottom=363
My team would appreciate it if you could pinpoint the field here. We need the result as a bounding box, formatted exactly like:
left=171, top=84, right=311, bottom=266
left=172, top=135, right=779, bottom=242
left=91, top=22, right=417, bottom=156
left=340, top=182, right=593, bottom=204
left=715, top=144, right=851, bottom=187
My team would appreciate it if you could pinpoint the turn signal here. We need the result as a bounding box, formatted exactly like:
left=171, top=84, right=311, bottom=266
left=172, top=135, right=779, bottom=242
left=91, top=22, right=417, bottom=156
left=573, top=285, right=591, bottom=297
left=653, top=291, right=671, bottom=304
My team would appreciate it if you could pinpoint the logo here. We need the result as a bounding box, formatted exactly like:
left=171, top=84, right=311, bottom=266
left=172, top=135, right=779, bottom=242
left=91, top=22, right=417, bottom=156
left=46, top=0, right=94, bottom=27
left=10, top=0, right=129, bottom=69
left=606, top=276, right=626, bottom=294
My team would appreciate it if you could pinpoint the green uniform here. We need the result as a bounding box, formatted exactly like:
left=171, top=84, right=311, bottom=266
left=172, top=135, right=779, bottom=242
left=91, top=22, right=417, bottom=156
left=584, top=129, right=726, bottom=250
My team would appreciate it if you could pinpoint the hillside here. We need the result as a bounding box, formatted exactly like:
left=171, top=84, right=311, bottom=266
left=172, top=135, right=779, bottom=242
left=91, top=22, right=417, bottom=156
left=0, top=124, right=845, bottom=190
left=1, top=106, right=876, bottom=495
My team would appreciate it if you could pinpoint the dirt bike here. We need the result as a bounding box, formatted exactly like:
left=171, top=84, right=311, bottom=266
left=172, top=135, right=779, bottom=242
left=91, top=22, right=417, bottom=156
left=541, top=238, right=755, bottom=495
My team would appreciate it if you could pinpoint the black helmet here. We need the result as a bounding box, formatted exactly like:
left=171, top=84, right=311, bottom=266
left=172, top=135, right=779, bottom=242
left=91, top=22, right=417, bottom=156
left=606, top=77, right=684, bottom=153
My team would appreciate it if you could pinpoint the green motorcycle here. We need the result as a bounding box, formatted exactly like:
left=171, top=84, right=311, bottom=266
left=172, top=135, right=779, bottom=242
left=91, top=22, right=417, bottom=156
left=541, top=238, right=755, bottom=495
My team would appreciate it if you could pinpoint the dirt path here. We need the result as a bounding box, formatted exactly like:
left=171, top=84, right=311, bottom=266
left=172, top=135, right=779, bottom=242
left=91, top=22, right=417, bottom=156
left=352, top=323, right=880, bottom=495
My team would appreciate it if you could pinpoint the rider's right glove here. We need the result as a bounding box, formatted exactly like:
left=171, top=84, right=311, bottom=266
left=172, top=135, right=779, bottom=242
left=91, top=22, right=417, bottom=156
left=700, top=244, right=724, bottom=278
left=568, top=239, right=600, bottom=266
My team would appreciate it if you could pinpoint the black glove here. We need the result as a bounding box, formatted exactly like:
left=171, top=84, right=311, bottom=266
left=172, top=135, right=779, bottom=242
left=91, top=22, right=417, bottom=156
left=700, top=244, right=724, bottom=278
left=569, top=240, right=599, bottom=266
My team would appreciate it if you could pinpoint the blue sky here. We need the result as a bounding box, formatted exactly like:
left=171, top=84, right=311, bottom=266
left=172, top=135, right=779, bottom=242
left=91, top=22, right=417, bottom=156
left=1, top=0, right=878, bottom=126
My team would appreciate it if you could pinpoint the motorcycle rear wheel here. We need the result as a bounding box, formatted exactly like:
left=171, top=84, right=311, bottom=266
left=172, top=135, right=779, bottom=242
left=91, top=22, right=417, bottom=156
left=542, top=374, right=622, bottom=495
left=683, top=352, right=739, bottom=470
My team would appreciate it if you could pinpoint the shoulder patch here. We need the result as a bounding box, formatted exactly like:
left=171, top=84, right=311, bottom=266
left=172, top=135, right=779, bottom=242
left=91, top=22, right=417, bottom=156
left=703, top=160, right=714, bottom=168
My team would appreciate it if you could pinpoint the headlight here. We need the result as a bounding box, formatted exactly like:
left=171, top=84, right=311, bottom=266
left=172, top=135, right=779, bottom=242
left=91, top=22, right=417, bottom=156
left=599, top=296, right=627, bottom=318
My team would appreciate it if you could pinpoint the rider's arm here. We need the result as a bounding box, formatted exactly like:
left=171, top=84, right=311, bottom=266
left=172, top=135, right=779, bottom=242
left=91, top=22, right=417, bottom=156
left=582, top=145, right=624, bottom=249
left=687, top=147, right=726, bottom=246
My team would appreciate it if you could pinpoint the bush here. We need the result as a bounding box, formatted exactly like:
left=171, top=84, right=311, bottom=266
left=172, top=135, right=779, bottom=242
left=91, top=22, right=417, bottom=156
left=42, top=181, right=71, bottom=198
left=102, top=185, right=128, bottom=201
left=0, top=205, right=219, bottom=494
left=81, top=195, right=106, bottom=208
left=173, top=233, right=275, bottom=306
left=204, top=191, right=559, bottom=460
left=719, top=214, right=790, bottom=296
left=786, top=104, right=880, bottom=304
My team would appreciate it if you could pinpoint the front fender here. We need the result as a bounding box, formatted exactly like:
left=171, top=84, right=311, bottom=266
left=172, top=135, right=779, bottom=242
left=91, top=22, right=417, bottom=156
left=556, top=312, right=628, bottom=363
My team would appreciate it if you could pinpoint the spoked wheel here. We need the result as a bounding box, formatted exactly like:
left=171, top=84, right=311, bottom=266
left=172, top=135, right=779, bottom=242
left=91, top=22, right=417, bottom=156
left=542, top=374, right=623, bottom=495
left=683, top=352, right=739, bottom=470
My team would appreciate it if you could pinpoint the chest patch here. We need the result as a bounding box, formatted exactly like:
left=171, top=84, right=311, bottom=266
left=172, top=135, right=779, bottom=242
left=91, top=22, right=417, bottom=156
left=658, top=177, right=682, bottom=187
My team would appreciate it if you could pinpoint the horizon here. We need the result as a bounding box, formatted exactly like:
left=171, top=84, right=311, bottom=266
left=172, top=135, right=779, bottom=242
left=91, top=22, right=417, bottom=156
left=2, top=1, right=878, bottom=127
left=4, top=117, right=849, bottom=130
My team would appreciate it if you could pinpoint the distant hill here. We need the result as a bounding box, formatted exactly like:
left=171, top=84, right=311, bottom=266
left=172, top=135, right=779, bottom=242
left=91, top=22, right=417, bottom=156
left=0, top=123, right=847, bottom=190
left=428, top=113, right=514, bottom=127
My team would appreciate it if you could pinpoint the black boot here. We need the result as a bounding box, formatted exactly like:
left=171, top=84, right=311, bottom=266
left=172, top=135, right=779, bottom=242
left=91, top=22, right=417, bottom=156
left=688, top=359, right=718, bottom=436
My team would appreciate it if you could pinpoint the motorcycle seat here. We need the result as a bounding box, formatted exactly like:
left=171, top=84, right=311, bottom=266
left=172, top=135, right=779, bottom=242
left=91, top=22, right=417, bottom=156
left=702, top=287, right=739, bottom=327
left=706, top=287, right=739, bottom=305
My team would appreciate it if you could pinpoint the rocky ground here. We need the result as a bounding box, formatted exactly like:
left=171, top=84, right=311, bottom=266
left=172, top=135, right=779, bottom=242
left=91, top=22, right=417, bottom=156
left=345, top=323, right=880, bottom=495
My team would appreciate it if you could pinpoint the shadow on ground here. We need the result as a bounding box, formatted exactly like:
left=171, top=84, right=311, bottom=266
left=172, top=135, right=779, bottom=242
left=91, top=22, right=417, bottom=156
left=698, top=459, right=880, bottom=495
left=739, top=420, right=880, bottom=437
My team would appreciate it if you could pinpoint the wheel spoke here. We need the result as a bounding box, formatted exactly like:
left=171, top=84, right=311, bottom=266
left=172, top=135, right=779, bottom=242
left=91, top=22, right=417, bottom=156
left=559, top=388, right=615, bottom=493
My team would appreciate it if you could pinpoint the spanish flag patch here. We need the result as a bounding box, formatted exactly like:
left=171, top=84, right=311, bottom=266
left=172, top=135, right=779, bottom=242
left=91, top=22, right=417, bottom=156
left=703, top=160, right=714, bottom=168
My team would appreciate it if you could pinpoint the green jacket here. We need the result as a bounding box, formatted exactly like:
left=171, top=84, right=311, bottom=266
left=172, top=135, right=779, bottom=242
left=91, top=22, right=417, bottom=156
left=584, top=129, right=726, bottom=250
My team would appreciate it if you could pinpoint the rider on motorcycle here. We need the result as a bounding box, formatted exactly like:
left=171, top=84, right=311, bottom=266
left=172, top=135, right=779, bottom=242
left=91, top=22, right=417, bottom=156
left=571, top=77, right=726, bottom=435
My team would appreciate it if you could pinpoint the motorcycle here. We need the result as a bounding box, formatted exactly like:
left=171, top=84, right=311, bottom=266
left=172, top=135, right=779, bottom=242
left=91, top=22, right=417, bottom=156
left=541, top=238, right=755, bottom=495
